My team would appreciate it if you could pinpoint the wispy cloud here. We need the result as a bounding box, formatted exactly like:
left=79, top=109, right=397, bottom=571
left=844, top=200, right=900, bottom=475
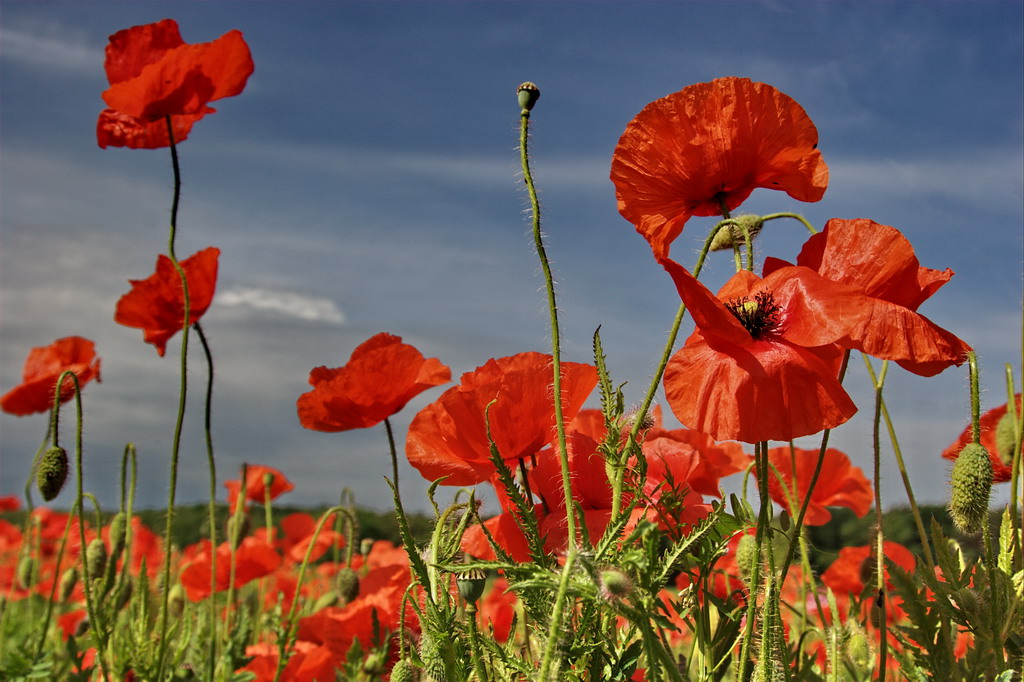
left=215, top=286, right=345, bottom=325
left=0, top=26, right=98, bottom=74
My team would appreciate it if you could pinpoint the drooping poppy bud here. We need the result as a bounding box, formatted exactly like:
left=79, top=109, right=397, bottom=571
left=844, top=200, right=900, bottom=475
left=949, top=442, right=993, bottom=534
left=995, top=411, right=1018, bottom=466
left=59, top=567, right=79, bottom=602
left=37, top=445, right=69, bottom=502
left=16, top=557, right=35, bottom=589
left=108, top=512, right=128, bottom=561
left=335, top=567, right=360, bottom=605
left=735, top=533, right=758, bottom=585
left=709, top=214, right=765, bottom=252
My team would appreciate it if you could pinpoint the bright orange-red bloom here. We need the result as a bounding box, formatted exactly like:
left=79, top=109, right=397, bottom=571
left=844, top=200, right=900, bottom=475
left=769, top=218, right=971, bottom=376
left=406, top=352, right=598, bottom=486
left=1, top=337, right=101, bottom=416
left=179, top=537, right=281, bottom=602
left=661, top=260, right=861, bottom=442
left=97, top=19, right=253, bottom=149
left=611, top=77, right=828, bottom=260
left=297, top=333, right=451, bottom=432
left=238, top=642, right=336, bottom=682
left=224, top=465, right=295, bottom=509
left=942, top=394, right=1021, bottom=483
left=758, top=447, right=872, bottom=525
left=820, top=541, right=916, bottom=624
left=114, top=247, right=219, bottom=356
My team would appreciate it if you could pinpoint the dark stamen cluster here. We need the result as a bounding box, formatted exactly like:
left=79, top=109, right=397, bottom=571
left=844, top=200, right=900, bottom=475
left=725, top=291, right=782, bottom=339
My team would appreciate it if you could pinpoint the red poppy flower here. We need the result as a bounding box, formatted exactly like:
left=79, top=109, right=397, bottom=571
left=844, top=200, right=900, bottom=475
left=1, top=337, right=101, bottom=416
left=114, top=247, right=219, bottom=357
left=641, top=425, right=749, bottom=498
left=611, top=77, right=828, bottom=260
left=97, top=19, right=253, bottom=149
left=661, top=260, right=862, bottom=442
left=0, top=496, right=20, bottom=512
left=224, top=465, right=295, bottom=509
left=179, top=537, right=280, bottom=602
left=766, top=218, right=971, bottom=376
left=820, top=541, right=916, bottom=624
left=757, top=446, right=872, bottom=525
left=239, top=642, right=336, bottom=682
left=941, top=394, right=1021, bottom=483
left=406, top=352, right=598, bottom=486
left=298, top=333, right=451, bottom=432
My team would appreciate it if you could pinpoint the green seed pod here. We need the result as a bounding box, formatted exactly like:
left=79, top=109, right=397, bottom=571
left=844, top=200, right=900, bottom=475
left=598, top=568, right=633, bottom=601
left=37, top=445, right=69, bottom=502
left=456, top=567, right=487, bottom=604
left=335, top=567, right=360, bottom=605
left=86, top=538, right=108, bottom=578
left=108, top=513, right=128, bottom=561
left=312, top=590, right=340, bottom=612
left=735, top=533, right=758, bottom=584
left=517, top=82, right=540, bottom=112
left=16, top=556, right=35, bottom=589
left=995, top=410, right=1018, bottom=466
left=59, top=567, right=79, bottom=602
left=709, top=214, right=765, bottom=252
left=389, top=659, right=416, bottom=682
left=949, top=442, right=993, bottom=534
left=419, top=634, right=448, bottom=682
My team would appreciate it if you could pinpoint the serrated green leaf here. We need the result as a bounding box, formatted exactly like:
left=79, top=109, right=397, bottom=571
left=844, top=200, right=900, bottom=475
left=998, top=506, right=1013, bottom=575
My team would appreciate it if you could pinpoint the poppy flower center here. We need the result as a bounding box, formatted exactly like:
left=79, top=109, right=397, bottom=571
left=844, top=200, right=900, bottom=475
left=725, top=291, right=782, bottom=339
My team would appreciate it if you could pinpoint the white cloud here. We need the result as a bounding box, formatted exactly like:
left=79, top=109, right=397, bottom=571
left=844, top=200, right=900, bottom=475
left=0, top=26, right=98, bottom=74
left=215, top=286, right=345, bottom=325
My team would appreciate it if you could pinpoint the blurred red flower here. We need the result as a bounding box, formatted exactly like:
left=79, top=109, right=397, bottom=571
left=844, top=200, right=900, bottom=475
left=224, top=465, right=295, bottom=510
left=766, top=218, right=971, bottom=376
left=661, top=260, right=861, bottom=442
left=941, top=394, right=1021, bottom=483
left=239, top=642, right=336, bottom=682
left=297, top=333, right=450, bottom=432
left=406, top=352, right=597, bottom=486
left=97, top=19, right=253, bottom=149
left=758, top=446, right=872, bottom=526
left=179, top=537, right=280, bottom=602
left=0, top=337, right=101, bottom=416
left=820, top=541, right=916, bottom=625
left=114, top=247, right=219, bottom=356
left=611, top=77, right=828, bottom=260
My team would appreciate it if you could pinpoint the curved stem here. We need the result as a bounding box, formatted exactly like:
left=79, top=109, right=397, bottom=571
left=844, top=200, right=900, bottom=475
left=520, top=107, right=575, bottom=545
left=761, top=212, right=818, bottom=235
left=194, top=321, right=218, bottom=679
left=155, top=115, right=193, bottom=682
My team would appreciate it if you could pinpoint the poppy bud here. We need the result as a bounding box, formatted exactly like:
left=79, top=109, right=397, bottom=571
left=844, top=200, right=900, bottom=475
left=113, top=577, right=133, bottom=610
left=108, top=512, right=128, bottom=561
left=949, top=442, right=993, bottom=534
left=363, top=650, right=387, bottom=676
left=517, top=82, right=540, bottom=112
left=335, top=567, right=360, bottom=605
left=419, top=634, right=447, bottom=682
left=86, top=538, right=108, bottom=578
left=735, top=533, right=758, bottom=584
left=37, top=445, right=69, bottom=502
left=456, top=567, right=487, bottom=604
left=59, top=567, right=79, bottom=602
left=844, top=622, right=871, bottom=670
left=360, top=538, right=374, bottom=557
left=169, top=583, right=185, bottom=617
left=709, top=214, right=764, bottom=252
left=16, top=556, right=35, bottom=589
left=995, top=411, right=1018, bottom=466
left=389, top=659, right=415, bottom=682
left=598, top=568, right=633, bottom=601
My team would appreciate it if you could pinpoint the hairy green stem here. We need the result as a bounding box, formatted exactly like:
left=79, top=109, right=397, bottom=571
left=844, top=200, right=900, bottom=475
left=538, top=546, right=576, bottom=681
left=871, top=360, right=890, bottom=679
left=520, top=104, right=575, bottom=546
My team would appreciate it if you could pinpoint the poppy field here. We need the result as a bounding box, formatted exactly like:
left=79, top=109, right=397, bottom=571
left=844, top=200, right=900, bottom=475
left=1, top=16, right=1023, bottom=682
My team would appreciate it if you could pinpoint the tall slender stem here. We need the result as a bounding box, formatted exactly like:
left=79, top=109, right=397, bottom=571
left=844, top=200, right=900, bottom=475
left=520, top=99, right=574, bottom=545
left=155, top=115, right=193, bottom=682
left=194, top=322, right=218, bottom=679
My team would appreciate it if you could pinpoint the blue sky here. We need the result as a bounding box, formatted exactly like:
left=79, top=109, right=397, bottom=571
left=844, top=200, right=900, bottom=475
left=1, top=1, right=1021, bottom=517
